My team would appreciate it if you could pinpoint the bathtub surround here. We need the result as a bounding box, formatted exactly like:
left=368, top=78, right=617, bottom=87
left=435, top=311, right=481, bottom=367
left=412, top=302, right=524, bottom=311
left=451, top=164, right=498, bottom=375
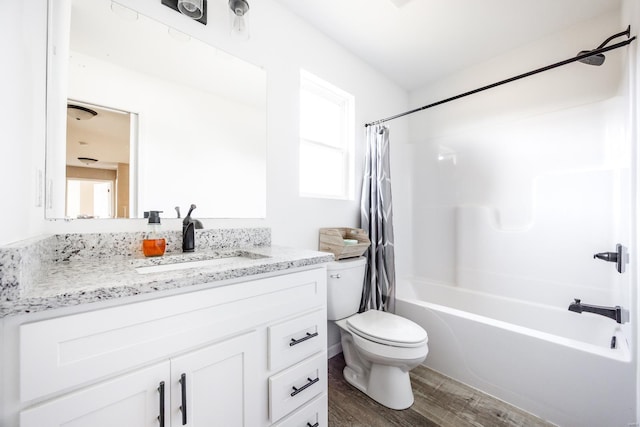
left=360, top=124, right=396, bottom=313
left=0, top=227, right=334, bottom=318
left=383, top=6, right=640, bottom=426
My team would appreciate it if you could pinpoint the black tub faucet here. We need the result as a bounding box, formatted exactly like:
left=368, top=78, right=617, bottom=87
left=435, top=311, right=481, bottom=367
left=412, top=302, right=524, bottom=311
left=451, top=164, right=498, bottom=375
left=593, top=243, right=629, bottom=274
left=568, top=299, right=626, bottom=324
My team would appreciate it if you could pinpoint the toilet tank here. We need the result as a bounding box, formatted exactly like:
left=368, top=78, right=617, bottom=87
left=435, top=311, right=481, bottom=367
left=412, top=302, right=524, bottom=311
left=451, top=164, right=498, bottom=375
left=326, top=257, right=367, bottom=320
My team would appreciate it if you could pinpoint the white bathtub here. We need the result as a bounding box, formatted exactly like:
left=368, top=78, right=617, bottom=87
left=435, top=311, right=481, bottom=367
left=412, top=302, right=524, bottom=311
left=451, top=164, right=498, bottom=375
left=396, top=278, right=636, bottom=427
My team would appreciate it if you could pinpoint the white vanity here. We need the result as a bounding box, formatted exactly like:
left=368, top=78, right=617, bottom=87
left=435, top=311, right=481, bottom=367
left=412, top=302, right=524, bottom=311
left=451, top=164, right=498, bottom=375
left=0, top=229, right=333, bottom=427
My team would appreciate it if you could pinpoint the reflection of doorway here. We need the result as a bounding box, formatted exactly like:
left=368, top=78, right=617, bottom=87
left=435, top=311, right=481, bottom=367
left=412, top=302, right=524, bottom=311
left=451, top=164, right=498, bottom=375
left=66, top=179, right=113, bottom=219
left=66, top=100, right=134, bottom=218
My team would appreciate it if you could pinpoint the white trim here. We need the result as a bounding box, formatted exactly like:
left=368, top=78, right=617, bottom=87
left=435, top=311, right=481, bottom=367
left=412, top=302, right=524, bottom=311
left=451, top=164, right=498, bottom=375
left=299, top=69, right=355, bottom=200
left=327, top=342, right=343, bottom=359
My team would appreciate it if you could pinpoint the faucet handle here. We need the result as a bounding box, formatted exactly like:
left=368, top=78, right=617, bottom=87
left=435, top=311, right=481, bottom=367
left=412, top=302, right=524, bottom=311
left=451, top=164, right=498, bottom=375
left=593, top=244, right=628, bottom=274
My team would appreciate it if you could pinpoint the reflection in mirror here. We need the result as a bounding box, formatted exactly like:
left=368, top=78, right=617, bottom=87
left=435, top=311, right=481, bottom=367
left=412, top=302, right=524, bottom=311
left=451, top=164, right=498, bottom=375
left=66, top=101, right=133, bottom=218
left=46, top=0, right=267, bottom=219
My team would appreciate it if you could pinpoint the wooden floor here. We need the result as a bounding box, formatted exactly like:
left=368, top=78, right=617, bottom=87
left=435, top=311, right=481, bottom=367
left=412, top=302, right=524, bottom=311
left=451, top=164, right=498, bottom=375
left=328, top=353, right=555, bottom=427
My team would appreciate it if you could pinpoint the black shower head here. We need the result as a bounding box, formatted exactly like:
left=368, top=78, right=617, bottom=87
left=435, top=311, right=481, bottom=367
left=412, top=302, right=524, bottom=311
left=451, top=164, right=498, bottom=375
left=576, top=50, right=605, bottom=66
left=577, top=26, right=632, bottom=66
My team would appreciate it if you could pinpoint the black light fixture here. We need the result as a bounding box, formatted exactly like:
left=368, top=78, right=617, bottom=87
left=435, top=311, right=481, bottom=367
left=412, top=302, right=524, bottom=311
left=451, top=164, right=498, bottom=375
left=161, top=0, right=207, bottom=25
left=229, top=0, right=250, bottom=40
left=67, top=104, right=98, bottom=121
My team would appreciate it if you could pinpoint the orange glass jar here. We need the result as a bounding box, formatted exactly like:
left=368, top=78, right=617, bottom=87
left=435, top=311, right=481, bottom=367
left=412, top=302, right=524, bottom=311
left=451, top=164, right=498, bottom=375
left=142, top=238, right=166, bottom=257
left=143, top=210, right=166, bottom=257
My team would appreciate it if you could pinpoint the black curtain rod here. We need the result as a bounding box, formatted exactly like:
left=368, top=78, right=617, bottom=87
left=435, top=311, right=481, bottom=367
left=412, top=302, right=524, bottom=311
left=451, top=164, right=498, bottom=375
left=365, top=31, right=636, bottom=127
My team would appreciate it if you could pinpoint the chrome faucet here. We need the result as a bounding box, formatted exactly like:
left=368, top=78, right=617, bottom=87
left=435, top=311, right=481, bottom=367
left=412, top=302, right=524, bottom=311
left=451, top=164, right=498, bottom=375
left=182, top=204, right=203, bottom=252
left=568, top=299, right=625, bottom=324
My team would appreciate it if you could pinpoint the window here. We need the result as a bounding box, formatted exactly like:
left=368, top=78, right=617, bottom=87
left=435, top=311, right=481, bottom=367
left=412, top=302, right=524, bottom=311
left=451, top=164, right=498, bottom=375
left=299, top=70, right=355, bottom=199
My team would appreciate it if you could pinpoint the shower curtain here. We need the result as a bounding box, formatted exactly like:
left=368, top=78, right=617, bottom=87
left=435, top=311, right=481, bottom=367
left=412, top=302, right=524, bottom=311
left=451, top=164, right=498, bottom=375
left=360, top=124, right=396, bottom=313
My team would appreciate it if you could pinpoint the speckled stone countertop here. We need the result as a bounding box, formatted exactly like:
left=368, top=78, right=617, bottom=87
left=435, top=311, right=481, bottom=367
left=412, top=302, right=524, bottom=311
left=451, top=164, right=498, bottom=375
left=0, top=228, right=334, bottom=318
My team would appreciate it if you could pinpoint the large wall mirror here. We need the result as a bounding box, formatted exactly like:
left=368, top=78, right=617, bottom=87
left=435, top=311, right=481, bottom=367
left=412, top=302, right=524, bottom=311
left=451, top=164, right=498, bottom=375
left=46, top=0, right=267, bottom=219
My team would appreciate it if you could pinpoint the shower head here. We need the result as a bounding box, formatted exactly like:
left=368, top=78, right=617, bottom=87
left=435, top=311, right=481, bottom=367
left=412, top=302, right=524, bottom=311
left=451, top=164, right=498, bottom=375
left=576, top=25, right=632, bottom=66
left=576, top=50, right=605, bottom=66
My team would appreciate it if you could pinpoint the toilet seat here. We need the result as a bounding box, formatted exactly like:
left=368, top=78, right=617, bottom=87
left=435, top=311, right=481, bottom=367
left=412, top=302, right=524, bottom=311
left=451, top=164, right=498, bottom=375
left=346, top=310, right=428, bottom=348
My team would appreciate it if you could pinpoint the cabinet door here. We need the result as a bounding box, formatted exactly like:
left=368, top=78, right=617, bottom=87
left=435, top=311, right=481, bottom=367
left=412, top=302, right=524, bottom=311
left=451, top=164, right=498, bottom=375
left=20, top=361, right=169, bottom=427
left=171, top=331, right=259, bottom=427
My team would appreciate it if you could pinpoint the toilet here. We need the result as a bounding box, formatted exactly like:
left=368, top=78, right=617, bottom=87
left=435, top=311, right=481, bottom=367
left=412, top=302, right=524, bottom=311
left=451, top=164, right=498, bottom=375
left=327, top=257, right=428, bottom=410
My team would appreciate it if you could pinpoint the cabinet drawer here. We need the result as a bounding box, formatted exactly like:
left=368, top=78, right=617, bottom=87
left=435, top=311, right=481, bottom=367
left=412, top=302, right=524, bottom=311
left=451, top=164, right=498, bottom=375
left=269, top=309, right=326, bottom=372
left=269, top=353, right=327, bottom=423
left=272, top=394, right=327, bottom=427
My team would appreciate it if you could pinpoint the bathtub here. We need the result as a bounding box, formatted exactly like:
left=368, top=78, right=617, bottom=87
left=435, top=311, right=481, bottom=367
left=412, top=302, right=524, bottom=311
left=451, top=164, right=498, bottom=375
left=395, top=278, right=636, bottom=427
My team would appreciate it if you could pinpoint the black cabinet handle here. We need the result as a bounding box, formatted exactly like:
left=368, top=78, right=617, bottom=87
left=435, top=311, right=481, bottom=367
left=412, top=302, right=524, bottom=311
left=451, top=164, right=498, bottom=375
left=307, top=423, right=319, bottom=427
left=157, top=381, right=165, bottom=427
left=291, top=377, right=319, bottom=397
left=179, top=373, right=187, bottom=425
left=290, top=332, right=319, bottom=347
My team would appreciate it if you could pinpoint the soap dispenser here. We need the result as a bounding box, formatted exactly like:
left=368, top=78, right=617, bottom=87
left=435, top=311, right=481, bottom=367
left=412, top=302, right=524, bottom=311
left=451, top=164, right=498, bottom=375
left=142, top=211, right=166, bottom=257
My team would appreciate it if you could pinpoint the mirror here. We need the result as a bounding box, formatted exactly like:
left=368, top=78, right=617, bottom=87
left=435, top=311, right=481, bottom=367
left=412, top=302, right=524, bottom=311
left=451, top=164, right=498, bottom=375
left=46, top=0, right=267, bottom=219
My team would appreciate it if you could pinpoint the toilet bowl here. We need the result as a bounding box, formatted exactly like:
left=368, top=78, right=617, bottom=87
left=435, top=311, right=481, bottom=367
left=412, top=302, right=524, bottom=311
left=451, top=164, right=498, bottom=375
left=327, top=258, right=429, bottom=410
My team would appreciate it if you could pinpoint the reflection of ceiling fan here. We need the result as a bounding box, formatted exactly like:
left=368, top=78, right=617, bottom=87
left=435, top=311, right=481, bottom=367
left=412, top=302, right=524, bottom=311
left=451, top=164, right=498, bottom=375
left=67, top=104, right=97, bottom=121
left=77, top=156, right=99, bottom=165
left=66, top=101, right=131, bottom=169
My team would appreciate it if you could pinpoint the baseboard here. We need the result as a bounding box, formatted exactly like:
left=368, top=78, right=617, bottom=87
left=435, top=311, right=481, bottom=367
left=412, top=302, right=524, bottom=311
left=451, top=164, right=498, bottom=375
left=328, top=342, right=342, bottom=359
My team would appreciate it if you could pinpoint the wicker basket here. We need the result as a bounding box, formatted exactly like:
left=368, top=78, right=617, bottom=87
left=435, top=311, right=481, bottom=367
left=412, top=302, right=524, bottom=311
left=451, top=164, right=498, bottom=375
left=319, top=228, right=370, bottom=260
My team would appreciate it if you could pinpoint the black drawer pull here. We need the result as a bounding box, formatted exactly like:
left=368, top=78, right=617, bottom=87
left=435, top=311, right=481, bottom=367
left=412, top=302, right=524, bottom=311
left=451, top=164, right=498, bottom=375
left=290, top=332, right=319, bottom=347
left=157, top=381, right=165, bottom=427
left=291, top=377, right=319, bottom=397
left=307, top=423, right=319, bottom=427
left=179, top=373, right=187, bottom=425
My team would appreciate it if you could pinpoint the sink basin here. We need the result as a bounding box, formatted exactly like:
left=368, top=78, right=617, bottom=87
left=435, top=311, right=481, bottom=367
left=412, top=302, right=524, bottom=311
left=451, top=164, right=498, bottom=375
left=135, top=255, right=258, bottom=274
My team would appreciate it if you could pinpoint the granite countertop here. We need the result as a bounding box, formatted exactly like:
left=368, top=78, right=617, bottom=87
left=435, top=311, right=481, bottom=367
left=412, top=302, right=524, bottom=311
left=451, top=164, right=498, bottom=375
left=0, top=229, right=335, bottom=318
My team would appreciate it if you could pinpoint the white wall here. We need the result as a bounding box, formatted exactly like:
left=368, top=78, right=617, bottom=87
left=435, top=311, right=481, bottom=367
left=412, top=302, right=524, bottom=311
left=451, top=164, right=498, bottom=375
left=0, top=1, right=48, bottom=245
left=0, top=0, right=408, bottom=248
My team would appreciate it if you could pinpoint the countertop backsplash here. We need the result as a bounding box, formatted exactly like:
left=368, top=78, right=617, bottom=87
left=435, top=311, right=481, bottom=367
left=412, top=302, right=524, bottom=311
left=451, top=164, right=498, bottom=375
left=0, top=235, right=57, bottom=302
left=52, top=227, right=271, bottom=262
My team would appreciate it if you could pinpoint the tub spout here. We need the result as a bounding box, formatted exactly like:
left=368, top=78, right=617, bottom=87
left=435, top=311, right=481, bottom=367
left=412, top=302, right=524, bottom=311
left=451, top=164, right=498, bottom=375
left=568, top=298, right=583, bottom=314
left=568, top=298, right=625, bottom=324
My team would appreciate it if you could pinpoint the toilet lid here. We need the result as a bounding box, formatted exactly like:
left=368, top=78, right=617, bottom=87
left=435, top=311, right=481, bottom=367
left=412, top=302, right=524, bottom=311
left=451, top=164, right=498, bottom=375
left=346, top=310, right=428, bottom=348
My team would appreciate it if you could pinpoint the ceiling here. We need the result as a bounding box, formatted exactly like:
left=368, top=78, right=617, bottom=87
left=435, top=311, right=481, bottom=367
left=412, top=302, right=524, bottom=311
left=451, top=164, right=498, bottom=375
left=66, top=103, right=130, bottom=169
left=273, top=0, right=622, bottom=91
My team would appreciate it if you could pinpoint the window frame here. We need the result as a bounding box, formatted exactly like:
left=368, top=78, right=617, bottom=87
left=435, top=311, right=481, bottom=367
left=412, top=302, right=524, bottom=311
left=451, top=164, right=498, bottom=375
left=299, top=70, right=355, bottom=200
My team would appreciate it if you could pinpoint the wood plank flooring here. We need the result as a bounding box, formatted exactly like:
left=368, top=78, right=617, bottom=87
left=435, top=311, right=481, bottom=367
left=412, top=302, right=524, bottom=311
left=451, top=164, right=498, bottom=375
left=328, top=353, right=555, bottom=427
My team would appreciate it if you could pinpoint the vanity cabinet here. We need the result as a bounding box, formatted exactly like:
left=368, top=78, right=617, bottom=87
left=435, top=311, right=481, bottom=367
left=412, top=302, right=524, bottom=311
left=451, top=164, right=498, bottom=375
left=2, top=266, right=327, bottom=427
left=20, top=331, right=258, bottom=427
left=170, top=332, right=258, bottom=426
left=20, top=361, right=170, bottom=427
